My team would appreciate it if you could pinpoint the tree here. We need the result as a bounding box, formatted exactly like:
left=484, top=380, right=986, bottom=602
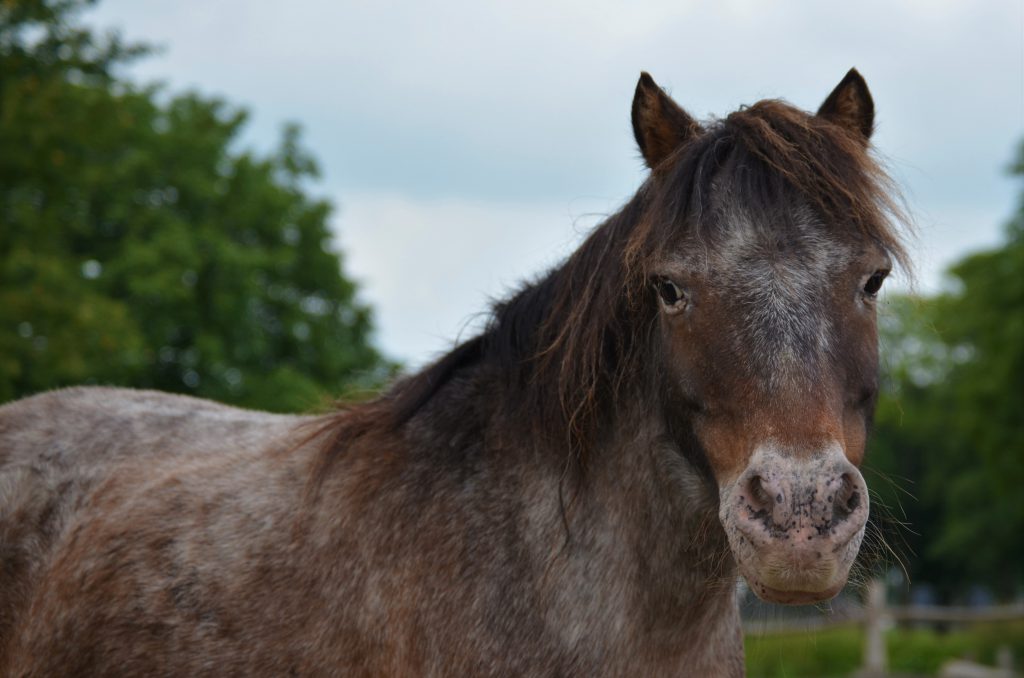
left=0, top=0, right=390, bottom=411
left=922, top=149, right=1024, bottom=593
left=868, top=143, right=1024, bottom=598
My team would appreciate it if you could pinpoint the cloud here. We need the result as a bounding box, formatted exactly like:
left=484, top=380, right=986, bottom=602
left=89, top=0, right=1023, bottom=363
left=334, top=190, right=620, bottom=366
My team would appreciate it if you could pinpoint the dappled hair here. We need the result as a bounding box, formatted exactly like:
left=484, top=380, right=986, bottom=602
left=313, top=97, right=909, bottom=476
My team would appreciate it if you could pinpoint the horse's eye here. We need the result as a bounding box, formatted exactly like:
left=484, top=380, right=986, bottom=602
left=863, top=269, right=889, bottom=298
left=656, top=278, right=686, bottom=311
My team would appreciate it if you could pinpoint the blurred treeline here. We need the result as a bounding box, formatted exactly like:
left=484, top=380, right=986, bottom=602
left=0, top=0, right=392, bottom=412
left=867, top=154, right=1024, bottom=601
left=1, top=1, right=1021, bottom=601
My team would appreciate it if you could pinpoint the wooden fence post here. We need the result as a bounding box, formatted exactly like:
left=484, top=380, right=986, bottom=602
left=863, top=578, right=888, bottom=677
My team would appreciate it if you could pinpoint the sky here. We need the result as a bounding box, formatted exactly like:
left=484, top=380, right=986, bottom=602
left=88, top=0, right=1024, bottom=368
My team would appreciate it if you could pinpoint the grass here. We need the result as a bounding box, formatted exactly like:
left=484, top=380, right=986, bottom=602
left=745, top=621, right=1024, bottom=677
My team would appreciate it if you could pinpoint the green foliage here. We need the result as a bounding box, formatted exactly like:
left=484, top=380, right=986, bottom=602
left=745, top=625, right=862, bottom=678
left=866, top=142, right=1024, bottom=597
left=0, top=0, right=391, bottom=411
left=745, top=622, right=1024, bottom=677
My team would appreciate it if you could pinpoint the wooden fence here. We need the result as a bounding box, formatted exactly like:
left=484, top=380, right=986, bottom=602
left=744, top=579, right=1024, bottom=677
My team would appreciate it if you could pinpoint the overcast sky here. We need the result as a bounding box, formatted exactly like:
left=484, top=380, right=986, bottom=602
left=88, top=1, right=1023, bottom=368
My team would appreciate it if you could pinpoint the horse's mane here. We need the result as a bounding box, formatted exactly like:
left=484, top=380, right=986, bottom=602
left=313, top=98, right=909, bottom=474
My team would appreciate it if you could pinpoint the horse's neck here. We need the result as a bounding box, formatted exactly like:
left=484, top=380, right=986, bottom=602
left=362, top=369, right=740, bottom=660
left=503, top=408, right=740, bottom=667
left=565, top=423, right=733, bottom=596
left=428, top=372, right=736, bottom=618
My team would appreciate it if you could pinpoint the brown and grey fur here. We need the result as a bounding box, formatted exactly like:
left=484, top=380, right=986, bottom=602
left=0, top=69, right=906, bottom=677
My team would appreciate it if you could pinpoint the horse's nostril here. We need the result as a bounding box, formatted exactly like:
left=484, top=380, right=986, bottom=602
left=746, top=475, right=774, bottom=512
left=832, top=473, right=861, bottom=522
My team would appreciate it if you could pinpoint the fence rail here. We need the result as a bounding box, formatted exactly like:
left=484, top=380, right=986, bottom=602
left=744, top=579, right=1024, bottom=677
left=887, top=603, right=1024, bottom=624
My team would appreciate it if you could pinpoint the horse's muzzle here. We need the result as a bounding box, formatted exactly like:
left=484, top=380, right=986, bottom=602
left=719, top=442, right=869, bottom=604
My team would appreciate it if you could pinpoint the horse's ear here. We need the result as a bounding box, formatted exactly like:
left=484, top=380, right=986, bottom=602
left=816, top=68, right=874, bottom=142
left=632, top=72, right=701, bottom=170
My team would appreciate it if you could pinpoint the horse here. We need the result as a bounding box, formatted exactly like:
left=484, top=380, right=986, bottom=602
left=0, top=68, right=906, bottom=676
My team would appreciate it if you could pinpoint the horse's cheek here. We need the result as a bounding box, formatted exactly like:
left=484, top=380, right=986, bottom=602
left=841, top=408, right=868, bottom=467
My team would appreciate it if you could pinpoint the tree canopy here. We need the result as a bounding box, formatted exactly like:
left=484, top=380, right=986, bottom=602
left=0, top=0, right=389, bottom=411
left=867, top=143, right=1024, bottom=599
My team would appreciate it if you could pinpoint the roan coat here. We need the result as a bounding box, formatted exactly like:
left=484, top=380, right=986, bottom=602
left=0, top=69, right=905, bottom=677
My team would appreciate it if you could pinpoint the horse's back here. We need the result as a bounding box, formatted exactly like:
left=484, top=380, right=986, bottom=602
left=0, top=386, right=304, bottom=466
left=0, top=387, right=313, bottom=675
left=0, top=387, right=306, bottom=538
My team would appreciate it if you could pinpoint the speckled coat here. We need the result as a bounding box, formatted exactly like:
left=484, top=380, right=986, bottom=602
left=0, top=386, right=741, bottom=677
left=0, top=68, right=902, bottom=677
